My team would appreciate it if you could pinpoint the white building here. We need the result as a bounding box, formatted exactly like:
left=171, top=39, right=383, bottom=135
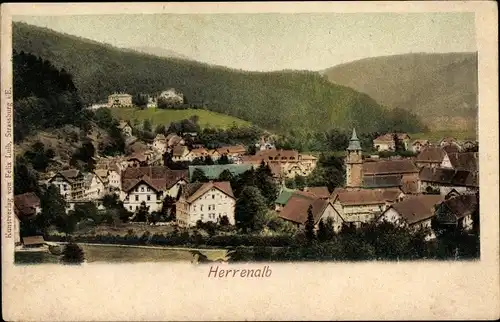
left=153, top=134, right=167, bottom=154
left=47, top=169, right=85, bottom=201
left=158, top=88, right=184, bottom=105
left=83, top=172, right=106, bottom=200
left=176, top=181, right=236, bottom=227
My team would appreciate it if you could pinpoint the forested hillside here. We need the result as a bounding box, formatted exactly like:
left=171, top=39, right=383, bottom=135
left=322, top=52, right=478, bottom=131
left=12, top=22, right=426, bottom=135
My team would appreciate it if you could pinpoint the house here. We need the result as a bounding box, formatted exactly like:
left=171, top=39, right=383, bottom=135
left=239, top=156, right=283, bottom=180
left=108, top=93, right=133, bottom=108
left=22, top=236, right=46, bottom=248
left=176, top=181, right=236, bottom=227
left=118, top=121, right=133, bottom=137
left=411, top=139, right=429, bottom=153
left=48, top=169, right=85, bottom=201
left=278, top=190, right=344, bottom=232
left=439, top=137, right=462, bottom=150
left=147, top=97, right=157, bottom=109
left=217, top=145, right=248, bottom=160
left=330, top=188, right=405, bottom=228
left=94, top=169, right=109, bottom=190
left=415, top=146, right=450, bottom=169
left=256, top=136, right=276, bottom=151
left=188, top=164, right=253, bottom=181
left=434, top=194, right=478, bottom=231
left=373, top=133, right=411, bottom=151
left=83, top=172, right=106, bottom=200
left=166, top=133, right=185, bottom=147
left=419, top=167, right=479, bottom=196
left=171, top=145, right=190, bottom=162
left=186, top=147, right=209, bottom=161
left=159, top=88, right=184, bottom=105
left=108, top=163, right=122, bottom=192
left=14, top=192, right=42, bottom=245
left=251, top=149, right=318, bottom=178
left=377, top=194, right=445, bottom=240
left=441, top=152, right=479, bottom=173
left=153, top=134, right=167, bottom=154
left=207, top=149, right=221, bottom=161
left=121, top=167, right=188, bottom=212
left=461, top=140, right=478, bottom=151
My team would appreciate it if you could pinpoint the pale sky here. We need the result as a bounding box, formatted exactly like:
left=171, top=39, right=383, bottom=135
left=14, top=13, right=476, bottom=71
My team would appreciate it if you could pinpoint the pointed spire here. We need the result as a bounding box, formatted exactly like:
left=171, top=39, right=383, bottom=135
left=347, top=128, right=362, bottom=151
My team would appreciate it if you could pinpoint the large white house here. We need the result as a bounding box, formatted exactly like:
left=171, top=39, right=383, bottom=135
left=83, top=172, right=106, bottom=200
left=47, top=169, right=85, bottom=201
left=176, top=181, right=236, bottom=227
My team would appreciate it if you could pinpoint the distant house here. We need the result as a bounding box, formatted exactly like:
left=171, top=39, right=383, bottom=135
left=278, top=190, right=343, bottom=232
left=186, top=147, right=209, bottom=161
left=118, top=121, right=133, bottom=137
left=419, top=166, right=479, bottom=196
left=216, top=145, right=247, bottom=160
left=108, top=93, right=133, bottom=108
left=378, top=194, right=445, bottom=240
left=373, top=133, right=411, bottom=151
left=166, top=133, right=185, bottom=147
left=153, top=134, right=167, bottom=154
left=172, top=145, right=190, bottom=162
left=159, top=88, right=184, bottom=105
left=251, top=149, right=318, bottom=178
left=207, top=149, right=221, bottom=161
left=121, top=166, right=188, bottom=212
left=188, top=164, right=253, bottom=181
left=48, top=169, right=85, bottom=201
left=14, top=192, right=42, bottom=245
left=330, top=188, right=405, bottom=228
left=127, top=153, right=148, bottom=168
left=176, top=181, right=235, bottom=227
left=434, top=194, right=478, bottom=231
left=441, top=152, right=479, bottom=173
left=362, top=159, right=420, bottom=189
left=83, top=172, right=106, bottom=200
left=415, top=146, right=451, bottom=169
left=439, top=137, right=462, bottom=150
left=256, top=136, right=275, bottom=151
left=108, top=163, right=122, bottom=191
left=411, top=139, right=429, bottom=153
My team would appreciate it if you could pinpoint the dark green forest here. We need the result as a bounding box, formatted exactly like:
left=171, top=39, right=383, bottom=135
left=13, top=22, right=426, bottom=135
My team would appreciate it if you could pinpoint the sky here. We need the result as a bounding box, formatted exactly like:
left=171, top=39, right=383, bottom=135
left=14, top=13, right=476, bottom=72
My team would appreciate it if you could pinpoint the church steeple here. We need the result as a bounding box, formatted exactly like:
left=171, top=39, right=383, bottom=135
left=347, top=128, right=362, bottom=151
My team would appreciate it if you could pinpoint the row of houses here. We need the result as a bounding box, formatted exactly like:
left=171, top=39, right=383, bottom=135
left=372, top=132, right=478, bottom=153
left=107, top=89, right=185, bottom=109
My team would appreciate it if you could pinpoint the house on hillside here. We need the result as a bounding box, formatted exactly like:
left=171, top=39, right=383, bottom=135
left=248, top=149, right=318, bottom=178
left=186, top=147, right=209, bottom=161
left=153, top=134, right=167, bottom=154
left=411, top=139, right=429, bottom=153
left=83, top=172, right=106, bottom=200
left=176, top=181, right=236, bottom=227
left=216, top=145, right=247, bottom=160
left=171, top=145, right=190, bottom=162
left=159, top=88, right=184, bottom=105
left=278, top=190, right=343, bottom=232
left=14, top=192, right=42, bottom=245
left=121, top=167, right=188, bottom=212
left=439, top=137, right=462, bottom=150
left=93, top=169, right=110, bottom=191
left=126, top=153, right=148, bottom=168
left=378, top=194, right=445, bottom=240
left=373, top=133, right=411, bottom=151
left=108, top=93, right=133, bottom=108
left=118, top=121, right=133, bottom=137
left=48, top=169, right=85, bottom=201
left=166, top=133, right=185, bottom=147
left=330, top=187, right=405, bottom=228
left=415, top=146, right=451, bottom=169
left=434, top=194, right=478, bottom=231
left=441, top=152, right=479, bottom=173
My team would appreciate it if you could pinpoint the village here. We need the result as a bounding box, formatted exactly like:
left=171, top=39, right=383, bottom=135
left=13, top=90, right=479, bottom=261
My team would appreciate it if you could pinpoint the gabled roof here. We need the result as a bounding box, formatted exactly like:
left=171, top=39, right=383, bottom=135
left=278, top=191, right=330, bottom=224
left=419, top=167, right=478, bottom=187
left=416, top=146, right=447, bottom=163
left=122, top=167, right=188, bottom=192
left=363, top=159, right=418, bottom=175
left=331, top=188, right=403, bottom=206
left=14, top=192, right=41, bottom=218
left=50, top=169, right=82, bottom=183
left=446, top=152, right=479, bottom=172
left=217, top=144, right=247, bottom=154
left=181, top=181, right=234, bottom=204
left=439, top=194, right=478, bottom=220
left=374, top=133, right=410, bottom=142
left=386, top=194, right=445, bottom=225
left=255, top=149, right=299, bottom=160
left=303, top=186, right=330, bottom=199
left=172, top=145, right=188, bottom=157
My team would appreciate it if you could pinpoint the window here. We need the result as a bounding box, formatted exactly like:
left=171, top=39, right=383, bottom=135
left=208, top=205, right=211, bottom=211
left=141, top=187, right=144, bottom=192
left=193, top=205, right=196, bottom=211
left=63, top=184, right=67, bottom=191
left=135, top=206, right=139, bottom=210
left=200, top=214, right=204, bottom=220
left=147, top=187, right=150, bottom=192
left=147, top=195, right=151, bottom=201
left=213, top=205, right=216, bottom=211
left=129, top=206, right=132, bottom=210
left=200, top=205, right=203, bottom=211
left=135, top=195, right=139, bottom=201
left=212, top=194, right=215, bottom=199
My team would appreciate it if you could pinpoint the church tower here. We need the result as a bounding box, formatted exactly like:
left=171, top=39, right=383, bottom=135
left=345, top=128, right=363, bottom=188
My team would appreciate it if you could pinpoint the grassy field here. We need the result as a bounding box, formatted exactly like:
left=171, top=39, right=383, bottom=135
left=110, top=107, right=251, bottom=129
left=15, top=245, right=227, bottom=264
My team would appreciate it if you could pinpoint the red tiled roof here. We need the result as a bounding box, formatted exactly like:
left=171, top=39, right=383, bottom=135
left=387, top=194, right=445, bottom=225
left=122, top=167, right=188, bottom=192
left=447, top=152, right=479, bottom=172
left=278, top=192, right=330, bottom=225
left=303, top=186, right=330, bottom=199
left=363, top=159, right=418, bottom=175
left=216, top=145, right=247, bottom=155
left=255, top=149, right=299, bottom=161
left=181, top=181, right=234, bottom=203
left=416, top=146, right=447, bottom=164
left=440, top=194, right=478, bottom=219
left=331, top=188, right=402, bottom=206
left=172, top=145, right=188, bottom=157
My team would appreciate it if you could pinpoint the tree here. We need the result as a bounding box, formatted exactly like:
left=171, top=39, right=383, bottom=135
left=294, top=175, right=307, bottom=190
left=204, top=155, right=215, bottom=165
left=102, top=193, right=122, bottom=210
left=255, top=162, right=279, bottom=207
left=61, top=243, right=85, bottom=265
left=304, top=205, right=316, bottom=242
left=161, top=195, right=177, bottom=221
left=14, top=157, right=40, bottom=195
left=154, top=124, right=166, bottom=135
left=143, top=119, right=153, bottom=133
left=191, top=168, right=209, bottom=182
left=135, top=201, right=149, bottom=222
left=133, top=93, right=149, bottom=108
left=247, top=144, right=257, bottom=155
left=234, top=186, right=267, bottom=233
left=217, top=154, right=231, bottom=165
left=393, top=134, right=405, bottom=152
left=218, top=169, right=234, bottom=182
left=55, top=213, right=79, bottom=238
left=220, top=215, right=230, bottom=226
left=37, top=185, right=67, bottom=235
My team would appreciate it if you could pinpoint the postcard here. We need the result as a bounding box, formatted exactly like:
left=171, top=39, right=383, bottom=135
left=1, top=2, right=499, bottom=321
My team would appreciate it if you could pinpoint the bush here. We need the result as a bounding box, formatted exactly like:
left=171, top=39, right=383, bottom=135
left=48, top=245, right=63, bottom=256
left=61, top=243, right=85, bottom=265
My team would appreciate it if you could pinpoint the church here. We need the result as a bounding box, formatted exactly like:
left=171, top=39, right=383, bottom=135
left=344, top=129, right=420, bottom=194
